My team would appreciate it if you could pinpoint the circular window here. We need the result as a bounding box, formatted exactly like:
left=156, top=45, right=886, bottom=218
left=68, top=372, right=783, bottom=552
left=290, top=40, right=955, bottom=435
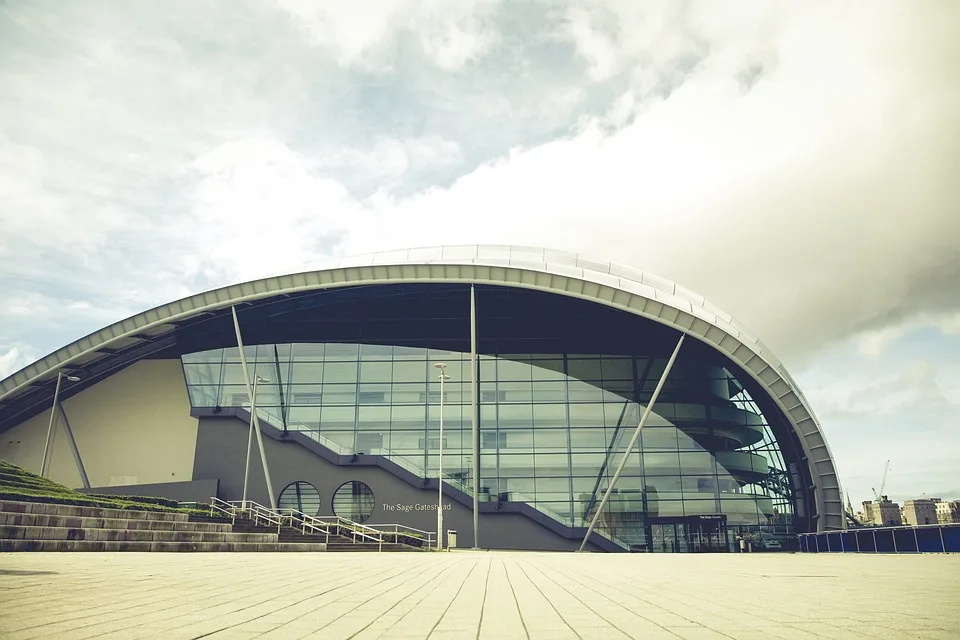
left=278, top=481, right=321, bottom=516
left=332, top=481, right=375, bottom=523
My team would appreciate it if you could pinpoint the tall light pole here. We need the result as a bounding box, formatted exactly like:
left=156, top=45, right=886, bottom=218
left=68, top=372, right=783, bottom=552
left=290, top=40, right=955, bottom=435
left=434, top=362, right=449, bottom=550
left=41, top=371, right=80, bottom=478
left=242, top=375, right=268, bottom=503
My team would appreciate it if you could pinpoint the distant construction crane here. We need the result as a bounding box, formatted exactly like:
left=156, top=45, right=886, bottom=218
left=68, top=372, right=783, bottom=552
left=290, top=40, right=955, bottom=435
left=871, top=459, right=891, bottom=503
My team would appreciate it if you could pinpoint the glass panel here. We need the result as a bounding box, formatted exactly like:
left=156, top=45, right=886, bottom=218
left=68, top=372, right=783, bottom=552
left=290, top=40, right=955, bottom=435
left=533, top=404, right=567, bottom=428
left=188, top=386, right=219, bottom=407
left=321, top=384, right=356, bottom=405
left=320, top=406, right=355, bottom=429
left=498, top=404, right=532, bottom=428
left=568, top=403, right=606, bottom=428
left=498, top=358, right=532, bottom=381
left=357, top=405, right=391, bottom=428
left=290, top=362, right=324, bottom=384
left=567, top=358, right=602, bottom=382
left=324, top=343, right=359, bottom=361
left=183, top=363, right=222, bottom=385
left=359, top=361, right=392, bottom=383
left=532, top=381, right=567, bottom=403
left=531, top=360, right=565, bottom=380
left=360, top=344, right=395, bottom=360
left=392, top=360, right=427, bottom=383
left=182, top=349, right=223, bottom=364
left=602, top=357, right=633, bottom=380
left=292, top=344, right=325, bottom=360
left=323, top=362, right=358, bottom=383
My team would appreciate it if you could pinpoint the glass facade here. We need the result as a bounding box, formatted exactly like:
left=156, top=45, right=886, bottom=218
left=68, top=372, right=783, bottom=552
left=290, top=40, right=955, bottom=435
left=183, top=340, right=798, bottom=551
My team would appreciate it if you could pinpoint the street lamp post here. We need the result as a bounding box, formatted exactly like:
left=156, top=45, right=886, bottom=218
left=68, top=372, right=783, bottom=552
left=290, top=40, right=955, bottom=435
left=41, top=371, right=80, bottom=478
left=242, top=375, right=268, bottom=504
left=434, top=362, right=449, bottom=551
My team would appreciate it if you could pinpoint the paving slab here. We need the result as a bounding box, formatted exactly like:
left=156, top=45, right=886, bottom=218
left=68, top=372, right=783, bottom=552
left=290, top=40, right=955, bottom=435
left=0, top=551, right=958, bottom=639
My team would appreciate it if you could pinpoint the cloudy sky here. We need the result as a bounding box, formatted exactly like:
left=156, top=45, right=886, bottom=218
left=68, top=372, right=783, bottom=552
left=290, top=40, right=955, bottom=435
left=1, top=1, right=958, bottom=506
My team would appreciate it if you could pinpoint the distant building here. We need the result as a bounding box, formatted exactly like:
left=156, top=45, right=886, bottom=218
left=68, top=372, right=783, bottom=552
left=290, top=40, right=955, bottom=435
left=936, top=500, right=960, bottom=524
left=903, top=499, right=938, bottom=526
left=862, top=497, right=902, bottom=526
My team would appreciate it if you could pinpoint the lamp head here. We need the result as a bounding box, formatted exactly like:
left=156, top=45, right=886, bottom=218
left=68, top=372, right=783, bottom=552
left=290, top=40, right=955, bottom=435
left=65, top=375, right=81, bottom=382
left=255, top=375, right=269, bottom=383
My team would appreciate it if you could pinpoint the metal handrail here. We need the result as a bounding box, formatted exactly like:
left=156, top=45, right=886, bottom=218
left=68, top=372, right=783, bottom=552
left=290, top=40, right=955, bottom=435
left=213, top=498, right=404, bottom=551
left=366, top=523, right=436, bottom=547
left=209, top=497, right=237, bottom=524
left=209, top=498, right=283, bottom=534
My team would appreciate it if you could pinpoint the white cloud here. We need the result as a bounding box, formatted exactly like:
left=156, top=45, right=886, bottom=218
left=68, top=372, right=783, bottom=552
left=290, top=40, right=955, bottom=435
left=275, top=0, right=502, bottom=70
left=938, top=312, right=960, bottom=335
left=0, top=346, right=36, bottom=379
left=185, top=133, right=364, bottom=282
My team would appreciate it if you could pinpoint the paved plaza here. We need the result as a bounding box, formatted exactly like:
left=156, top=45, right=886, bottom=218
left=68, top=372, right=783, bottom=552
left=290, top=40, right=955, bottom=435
left=1, top=551, right=958, bottom=640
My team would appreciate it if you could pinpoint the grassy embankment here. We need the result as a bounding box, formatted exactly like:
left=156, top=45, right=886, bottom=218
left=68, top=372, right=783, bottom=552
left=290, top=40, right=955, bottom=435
left=0, top=459, right=207, bottom=515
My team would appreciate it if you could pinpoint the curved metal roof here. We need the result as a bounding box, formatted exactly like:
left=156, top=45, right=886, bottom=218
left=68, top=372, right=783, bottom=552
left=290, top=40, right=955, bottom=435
left=0, top=244, right=843, bottom=530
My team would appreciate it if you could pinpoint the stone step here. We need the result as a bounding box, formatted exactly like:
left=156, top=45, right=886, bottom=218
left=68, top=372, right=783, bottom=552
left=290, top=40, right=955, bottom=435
left=0, top=500, right=188, bottom=522
left=0, top=539, right=326, bottom=552
left=0, top=525, right=278, bottom=544
left=326, top=542, right=421, bottom=552
left=0, top=512, right=232, bottom=532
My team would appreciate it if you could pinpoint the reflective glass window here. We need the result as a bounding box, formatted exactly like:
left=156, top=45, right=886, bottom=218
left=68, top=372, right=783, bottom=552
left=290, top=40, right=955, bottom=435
left=360, top=360, right=393, bottom=382
left=360, top=344, right=394, bottom=360
left=290, top=362, right=324, bottom=384
left=183, top=363, right=221, bottom=385
left=293, top=344, right=325, bottom=360
left=393, top=360, right=427, bottom=383
left=323, top=362, right=358, bottom=383
left=498, top=358, right=532, bottom=381
left=320, top=384, right=356, bottom=405
left=602, top=357, right=633, bottom=380
left=183, top=349, right=223, bottom=365
left=358, top=405, right=391, bottom=428
left=567, top=357, right=602, bottom=379
left=532, top=381, right=567, bottom=403
left=324, top=343, right=359, bottom=361
left=320, top=405, right=355, bottom=429
left=643, top=453, right=681, bottom=476
left=533, top=404, right=567, bottom=428
left=568, top=403, right=606, bottom=428
left=188, top=386, right=219, bottom=406
left=531, top=360, right=565, bottom=380
left=567, top=379, right=605, bottom=403
left=497, top=403, right=532, bottom=428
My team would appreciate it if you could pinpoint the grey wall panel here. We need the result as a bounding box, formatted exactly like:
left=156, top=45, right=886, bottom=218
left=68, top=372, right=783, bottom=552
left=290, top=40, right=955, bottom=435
left=193, top=417, right=603, bottom=551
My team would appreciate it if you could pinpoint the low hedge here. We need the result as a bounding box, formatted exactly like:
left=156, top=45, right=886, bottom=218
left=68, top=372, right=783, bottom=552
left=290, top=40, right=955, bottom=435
left=85, top=493, right=180, bottom=508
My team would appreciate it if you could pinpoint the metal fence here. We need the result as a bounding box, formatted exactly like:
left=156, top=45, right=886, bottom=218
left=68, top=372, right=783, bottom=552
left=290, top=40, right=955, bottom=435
left=798, top=523, right=960, bottom=553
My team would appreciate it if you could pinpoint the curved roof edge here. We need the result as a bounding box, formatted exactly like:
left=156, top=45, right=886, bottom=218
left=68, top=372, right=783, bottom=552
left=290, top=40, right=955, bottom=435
left=0, top=244, right=843, bottom=530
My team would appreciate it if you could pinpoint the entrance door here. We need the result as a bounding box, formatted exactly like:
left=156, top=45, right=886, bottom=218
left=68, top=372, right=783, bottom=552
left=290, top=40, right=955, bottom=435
left=690, top=515, right=728, bottom=552
left=650, top=523, right=678, bottom=553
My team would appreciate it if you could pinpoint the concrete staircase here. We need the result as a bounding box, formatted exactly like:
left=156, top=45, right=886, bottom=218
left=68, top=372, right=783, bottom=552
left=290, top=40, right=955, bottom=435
left=0, top=500, right=326, bottom=552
